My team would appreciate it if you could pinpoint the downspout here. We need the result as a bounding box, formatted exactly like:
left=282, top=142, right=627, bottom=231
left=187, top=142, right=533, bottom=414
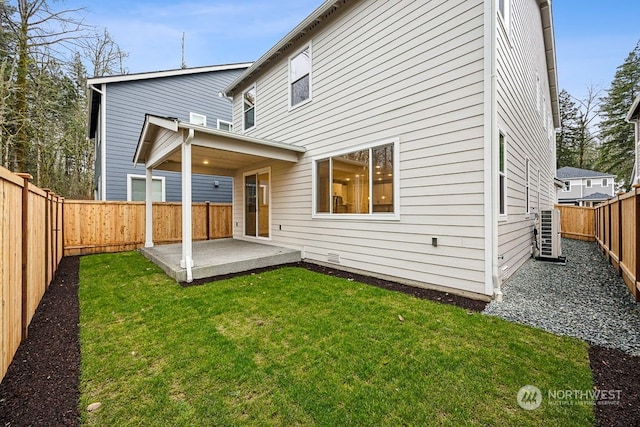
left=91, top=83, right=108, bottom=201
left=484, top=0, right=501, bottom=301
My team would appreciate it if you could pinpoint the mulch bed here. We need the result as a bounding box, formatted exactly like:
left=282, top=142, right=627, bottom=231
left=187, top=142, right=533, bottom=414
left=1, top=258, right=637, bottom=426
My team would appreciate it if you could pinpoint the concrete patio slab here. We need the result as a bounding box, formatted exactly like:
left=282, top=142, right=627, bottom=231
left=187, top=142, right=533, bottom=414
left=139, top=239, right=301, bottom=282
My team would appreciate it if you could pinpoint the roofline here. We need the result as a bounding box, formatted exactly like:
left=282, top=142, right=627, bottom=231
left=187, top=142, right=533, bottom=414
left=626, top=93, right=640, bottom=122
left=87, top=62, right=253, bottom=85
left=538, top=0, right=560, bottom=128
left=561, top=174, right=616, bottom=179
left=224, top=0, right=344, bottom=95
left=134, top=114, right=306, bottom=165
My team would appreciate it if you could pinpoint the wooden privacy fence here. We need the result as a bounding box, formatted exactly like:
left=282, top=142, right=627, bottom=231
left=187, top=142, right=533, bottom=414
left=594, top=189, right=640, bottom=302
left=554, top=205, right=595, bottom=241
left=1, top=166, right=64, bottom=382
left=64, top=201, right=232, bottom=256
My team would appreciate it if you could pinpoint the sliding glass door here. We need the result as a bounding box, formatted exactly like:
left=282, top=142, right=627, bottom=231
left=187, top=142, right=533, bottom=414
left=244, top=169, right=270, bottom=238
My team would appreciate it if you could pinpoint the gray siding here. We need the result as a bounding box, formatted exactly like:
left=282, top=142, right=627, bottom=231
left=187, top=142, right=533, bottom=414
left=104, top=70, right=243, bottom=201
left=232, top=0, right=488, bottom=295
left=559, top=177, right=615, bottom=202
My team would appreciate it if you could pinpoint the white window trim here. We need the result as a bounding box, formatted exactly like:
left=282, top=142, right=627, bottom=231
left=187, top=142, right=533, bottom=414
left=242, top=83, right=257, bottom=133
left=562, top=181, right=571, bottom=192
left=498, top=131, right=507, bottom=220
left=127, top=174, right=166, bottom=202
left=586, top=179, right=592, bottom=188
left=288, top=42, right=313, bottom=111
left=217, top=119, right=233, bottom=132
left=602, top=178, right=608, bottom=187
left=189, top=112, right=207, bottom=126
left=242, top=167, right=271, bottom=241
left=312, top=138, right=400, bottom=221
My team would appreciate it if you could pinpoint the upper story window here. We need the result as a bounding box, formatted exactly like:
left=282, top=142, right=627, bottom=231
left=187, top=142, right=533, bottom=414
left=289, top=44, right=312, bottom=108
left=563, top=181, right=570, bottom=192
left=243, top=85, right=256, bottom=131
left=498, top=0, right=510, bottom=33
left=586, top=179, right=592, bottom=188
left=189, top=112, right=206, bottom=126
left=602, top=178, right=609, bottom=187
left=217, top=119, right=233, bottom=132
left=314, top=140, right=398, bottom=218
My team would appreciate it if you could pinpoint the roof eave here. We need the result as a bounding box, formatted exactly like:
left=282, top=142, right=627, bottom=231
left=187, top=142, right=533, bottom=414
left=538, top=0, right=560, bottom=129
left=626, top=94, right=640, bottom=122
left=223, top=0, right=347, bottom=96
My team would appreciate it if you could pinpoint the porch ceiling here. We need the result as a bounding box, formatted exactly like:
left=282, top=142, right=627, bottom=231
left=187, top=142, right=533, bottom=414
left=134, top=114, right=306, bottom=175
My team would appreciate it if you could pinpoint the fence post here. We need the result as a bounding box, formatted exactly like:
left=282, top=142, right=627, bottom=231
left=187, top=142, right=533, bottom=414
left=635, top=186, right=640, bottom=301
left=43, top=189, right=51, bottom=287
left=54, top=194, right=60, bottom=271
left=206, top=201, right=211, bottom=241
left=16, top=173, right=32, bottom=341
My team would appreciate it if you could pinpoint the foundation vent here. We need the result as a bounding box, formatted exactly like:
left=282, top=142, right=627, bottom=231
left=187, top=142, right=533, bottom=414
left=327, top=253, right=340, bottom=264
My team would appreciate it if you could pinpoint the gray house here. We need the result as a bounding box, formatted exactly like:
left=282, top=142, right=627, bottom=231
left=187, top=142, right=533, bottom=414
left=88, top=63, right=250, bottom=201
left=557, top=166, right=616, bottom=206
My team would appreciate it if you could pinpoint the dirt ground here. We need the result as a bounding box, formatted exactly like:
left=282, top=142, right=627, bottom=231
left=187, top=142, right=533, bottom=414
left=0, top=257, right=637, bottom=426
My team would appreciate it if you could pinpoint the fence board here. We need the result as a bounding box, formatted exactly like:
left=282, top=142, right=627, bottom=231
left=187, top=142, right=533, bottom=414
left=555, top=205, right=595, bottom=241
left=0, top=166, right=63, bottom=382
left=595, top=189, right=640, bottom=301
left=63, top=201, right=233, bottom=256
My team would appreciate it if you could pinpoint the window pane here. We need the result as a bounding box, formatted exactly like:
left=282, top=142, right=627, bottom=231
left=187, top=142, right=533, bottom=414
left=316, top=160, right=330, bottom=213
left=291, top=74, right=309, bottom=106
left=333, top=149, right=369, bottom=214
left=244, top=87, right=255, bottom=130
left=499, top=133, right=505, bottom=173
left=131, top=178, right=162, bottom=202
left=290, top=48, right=310, bottom=82
left=219, top=121, right=232, bottom=131
left=499, top=175, right=505, bottom=215
left=372, top=143, right=394, bottom=212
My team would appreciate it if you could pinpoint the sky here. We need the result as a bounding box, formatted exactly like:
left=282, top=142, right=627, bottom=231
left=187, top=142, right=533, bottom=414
left=63, top=0, right=640, bottom=101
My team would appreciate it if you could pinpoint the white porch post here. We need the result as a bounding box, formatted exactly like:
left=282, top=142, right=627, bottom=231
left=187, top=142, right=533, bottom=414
left=181, top=130, right=194, bottom=282
left=144, top=166, right=154, bottom=248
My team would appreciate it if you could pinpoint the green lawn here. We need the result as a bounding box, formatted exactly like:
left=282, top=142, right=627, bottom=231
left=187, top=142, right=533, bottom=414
left=79, top=251, right=594, bottom=426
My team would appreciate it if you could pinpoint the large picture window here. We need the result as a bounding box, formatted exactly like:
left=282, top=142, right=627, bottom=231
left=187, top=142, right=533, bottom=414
left=243, top=85, right=256, bottom=131
left=315, top=141, right=396, bottom=216
left=290, top=45, right=311, bottom=107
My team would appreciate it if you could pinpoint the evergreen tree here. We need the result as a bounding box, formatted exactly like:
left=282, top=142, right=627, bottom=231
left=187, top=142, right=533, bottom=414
left=556, top=89, right=578, bottom=168
left=597, top=41, right=640, bottom=189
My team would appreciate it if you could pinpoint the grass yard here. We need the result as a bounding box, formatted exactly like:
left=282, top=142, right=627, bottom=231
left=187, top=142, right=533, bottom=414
left=79, top=252, right=595, bottom=426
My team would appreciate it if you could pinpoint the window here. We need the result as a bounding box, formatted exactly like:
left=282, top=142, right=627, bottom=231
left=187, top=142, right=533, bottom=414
left=498, top=0, right=510, bottom=32
left=289, top=45, right=311, bottom=107
left=536, top=74, right=541, bottom=113
left=499, top=133, right=507, bottom=216
left=525, top=158, right=530, bottom=214
left=586, top=179, right=592, bottom=188
left=563, top=181, right=570, bottom=192
left=189, top=112, right=206, bottom=126
left=217, top=119, right=233, bottom=132
left=127, top=174, right=165, bottom=202
left=243, top=85, right=256, bottom=131
left=315, top=140, right=397, bottom=217
left=602, top=178, right=609, bottom=187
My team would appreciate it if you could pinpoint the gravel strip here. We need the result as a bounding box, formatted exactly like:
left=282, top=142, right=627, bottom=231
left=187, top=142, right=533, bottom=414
left=483, top=238, right=640, bottom=356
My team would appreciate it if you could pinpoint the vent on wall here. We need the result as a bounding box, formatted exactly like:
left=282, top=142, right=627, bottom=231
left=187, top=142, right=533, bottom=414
left=327, top=253, right=340, bottom=264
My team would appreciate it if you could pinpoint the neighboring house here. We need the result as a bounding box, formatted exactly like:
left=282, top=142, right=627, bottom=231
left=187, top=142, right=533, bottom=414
left=135, top=0, right=560, bottom=300
left=627, top=94, right=640, bottom=186
left=88, top=63, right=251, bottom=201
left=557, top=166, right=615, bottom=207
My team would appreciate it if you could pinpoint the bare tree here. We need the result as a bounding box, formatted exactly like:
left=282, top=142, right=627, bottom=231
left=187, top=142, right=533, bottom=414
left=572, top=85, right=601, bottom=169
left=81, top=27, right=128, bottom=77
left=2, top=0, right=87, bottom=172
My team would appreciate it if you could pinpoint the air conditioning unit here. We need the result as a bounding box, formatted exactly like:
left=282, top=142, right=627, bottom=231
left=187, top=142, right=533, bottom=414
left=537, top=209, right=564, bottom=262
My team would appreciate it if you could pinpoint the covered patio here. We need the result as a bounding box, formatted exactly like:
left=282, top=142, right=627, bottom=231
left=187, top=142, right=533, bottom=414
left=139, top=239, right=301, bottom=282
left=134, top=114, right=306, bottom=282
